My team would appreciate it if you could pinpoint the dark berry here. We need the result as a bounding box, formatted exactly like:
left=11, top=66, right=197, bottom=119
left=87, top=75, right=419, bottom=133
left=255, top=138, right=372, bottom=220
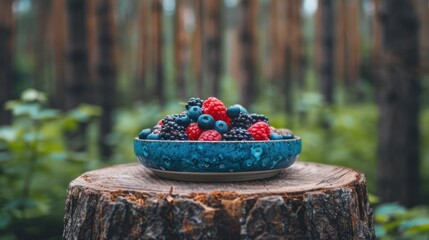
left=138, top=128, right=152, bottom=139
left=147, top=133, right=160, bottom=140
left=185, top=97, right=204, bottom=110
left=270, top=132, right=283, bottom=140
left=175, top=113, right=190, bottom=128
left=249, top=113, right=269, bottom=125
left=187, top=106, right=202, bottom=121
left=197, top=114, right=215, bottom=130
left=222, top=128, right=254, bottom=141
left=227, top=106, right=241, bottom=118
left=230, top=113, right=253, bottom=129
left=214, top=120, right=228, bottom=134
left=282, top=134, right=294, bottom=139
left=160, top=116, right=188, bottom=140
left=233, top=104, right=248, bottom=114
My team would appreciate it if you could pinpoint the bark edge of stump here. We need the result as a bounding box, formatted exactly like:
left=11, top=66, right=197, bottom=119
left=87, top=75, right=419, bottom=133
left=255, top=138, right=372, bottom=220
left=63, top=162, right=375, bottom=239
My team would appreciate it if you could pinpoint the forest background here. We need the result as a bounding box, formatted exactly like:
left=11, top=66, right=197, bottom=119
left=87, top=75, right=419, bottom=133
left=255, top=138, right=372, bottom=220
left=0, top=0, right=429, bottom=239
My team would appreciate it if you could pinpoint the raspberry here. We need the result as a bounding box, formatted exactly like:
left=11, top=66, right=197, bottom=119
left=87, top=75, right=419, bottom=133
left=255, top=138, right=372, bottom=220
left=186, top=123, right=203, bottom=140
left=157, top=119, right=163, bottom=126
left=230, top=113, right=253, bottom=129
left=223, top=128, right=253, bottom=141
left=202, top=97, right=230, bottom=124
left=185, top=97, right=204, bottom=110
left=198, top=130, right=222, bottom=141
left=248, top=122, right=271, bottom=140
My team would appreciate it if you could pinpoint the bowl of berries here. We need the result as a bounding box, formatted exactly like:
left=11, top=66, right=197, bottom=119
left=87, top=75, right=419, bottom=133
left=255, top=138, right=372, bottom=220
left=134, top=97, right=301, bottom=181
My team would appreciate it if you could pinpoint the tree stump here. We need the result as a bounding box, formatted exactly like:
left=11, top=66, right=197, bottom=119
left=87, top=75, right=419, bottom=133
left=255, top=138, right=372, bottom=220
left=63, top=162, right=375, bottom=239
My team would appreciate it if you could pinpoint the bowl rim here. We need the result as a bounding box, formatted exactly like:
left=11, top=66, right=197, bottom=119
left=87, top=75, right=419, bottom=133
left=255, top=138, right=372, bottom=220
left=134, top=136, right=301, bottom=144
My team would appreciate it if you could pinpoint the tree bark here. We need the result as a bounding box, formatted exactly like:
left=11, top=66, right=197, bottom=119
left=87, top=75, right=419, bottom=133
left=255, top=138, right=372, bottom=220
left=174, top=0, right=190, bottom=100
left=238, top=0, right=258, bottom=108
left=192, top=0, right=203, bottom=97
left=96, top=0, right=117, bottom=158
left=376, top=0, right=420, bottom=207
left=34, top=0, right=51, bottom=92
left=319, top=0, right=335, bottom=105
left=0, top=0, right=14, bottom=125
left=65, top=0, right=91, bottom=109
left=63, top=162, right=375, bottom=239
left=135, top=1, right=149, bottom=102
left=203, top=0, right=222, bottom=98
left=51, top=0, right=67, bottom=109
left=151, top=0, right=165, bottom=105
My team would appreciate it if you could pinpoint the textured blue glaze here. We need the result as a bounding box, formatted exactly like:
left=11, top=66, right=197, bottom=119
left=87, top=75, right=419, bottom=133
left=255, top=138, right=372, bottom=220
left=134, top=137, right=302, bottom=172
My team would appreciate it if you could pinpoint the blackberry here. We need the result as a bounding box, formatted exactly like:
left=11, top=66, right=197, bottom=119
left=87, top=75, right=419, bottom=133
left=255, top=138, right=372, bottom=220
left=160, top=114, right=188, bottom=140
left=223, top=128, right=254, bottom=141
left=161, top=114, right=179, bottom=125
left=249, top=113, right=269, bottom=125
left=230, top=113, right=253, bottom=129
left=185, top=97, right=204, bottom=110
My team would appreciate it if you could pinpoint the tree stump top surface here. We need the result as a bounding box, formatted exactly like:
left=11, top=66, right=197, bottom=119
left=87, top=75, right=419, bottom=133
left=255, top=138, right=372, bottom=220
left=73, top=161, right=362, bottom=196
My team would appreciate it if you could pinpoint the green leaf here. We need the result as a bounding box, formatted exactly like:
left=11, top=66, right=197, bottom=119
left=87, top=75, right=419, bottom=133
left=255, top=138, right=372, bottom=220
left=0, top=212, right=11, bottom=229
left=11, top=103, right=40, bottom=117
left=374, top=225, right=386, bottom=238
left=33, top=109, right=61, bottom=120
left=375, top=203, right=406, bottom=223
left=0, top=127, right=18, bottom=142
left=399, top=218, right=429, bottom=233
left=21, top=89, right=47, bottom=103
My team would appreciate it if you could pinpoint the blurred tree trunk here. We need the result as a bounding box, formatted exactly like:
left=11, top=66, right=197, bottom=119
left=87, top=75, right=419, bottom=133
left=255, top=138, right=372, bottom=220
left=65, top=0, right=90, bottom=108
left=174, top=0, right=190, bottom=100
left=336, top=0, right=361, bottom=101
left=417, top=0, right=429, bottom=73
left=135, top=1, right=149, bottom=102
left=34, top=0, right=51, bottom=92
left=87, top=0, right=98, bottom=103
left=0, top=0, right=14, bottom=125
left=376, top=0, right=420, bottom=207
left=292, top=0, right=304, bottom=89
left=283, top=1, right=293, bottom=114
left=152, top=0, right=165, bottom=105
left=192, top=0, right=203, bottom=97
left=96, top=0, right=118, bottom=158
left=51, top=0, right=67, bottom=109
left=238, top=0, right=258, bottom=107
left=319, top=0, right=335, bottom=105
left=203, top=0, right=222, bottom=98
left=372, top=0, right=381, bottom=80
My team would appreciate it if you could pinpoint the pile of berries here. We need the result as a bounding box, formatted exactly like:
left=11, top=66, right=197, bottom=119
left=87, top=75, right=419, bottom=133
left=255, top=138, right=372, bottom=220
left=138, top=97, right=295, bottom=141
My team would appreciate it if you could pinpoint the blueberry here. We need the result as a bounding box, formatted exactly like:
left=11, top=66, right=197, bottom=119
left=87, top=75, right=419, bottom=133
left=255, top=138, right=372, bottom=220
left=197, top=114, right=215, bottom=130
left=270, top=132, right=283, bottom=140
left=138, top=128, right=152, bottom=139
left=227, top=106, right=241, bottom=118
left=175, top=114, right=190, bottom=127
left=187, top=106, right=202, bottom=121
left=153, top=125, right=162, bottom=130
left=215, top=120, right=228, bottom=134
left=282, top=133, right=294, bottom=139
left=233, top=104, right=248, bottom=114
left=147, top=133, right=161, bottom=140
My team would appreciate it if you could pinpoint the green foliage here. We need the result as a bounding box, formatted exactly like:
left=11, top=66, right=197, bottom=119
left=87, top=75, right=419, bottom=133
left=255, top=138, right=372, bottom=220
left=375, top=203, right=429, bottom=239
left=0, top=89, right=102, bottom=239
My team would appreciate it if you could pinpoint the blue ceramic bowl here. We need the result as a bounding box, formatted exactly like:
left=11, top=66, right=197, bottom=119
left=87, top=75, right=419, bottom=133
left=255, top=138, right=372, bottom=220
left=134, top=137, right=302, bottom=173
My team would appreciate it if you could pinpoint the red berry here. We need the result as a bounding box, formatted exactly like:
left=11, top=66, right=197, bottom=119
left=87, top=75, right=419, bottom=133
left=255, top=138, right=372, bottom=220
left=198, top=130, right=222, bottom=141
left=157, top=119, right=163, bottom=126
left=202, top=97, right=231, bottom=124
left=248, top=122, right=271, bottom=140
left=186, top=123, right=203, bottom=140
